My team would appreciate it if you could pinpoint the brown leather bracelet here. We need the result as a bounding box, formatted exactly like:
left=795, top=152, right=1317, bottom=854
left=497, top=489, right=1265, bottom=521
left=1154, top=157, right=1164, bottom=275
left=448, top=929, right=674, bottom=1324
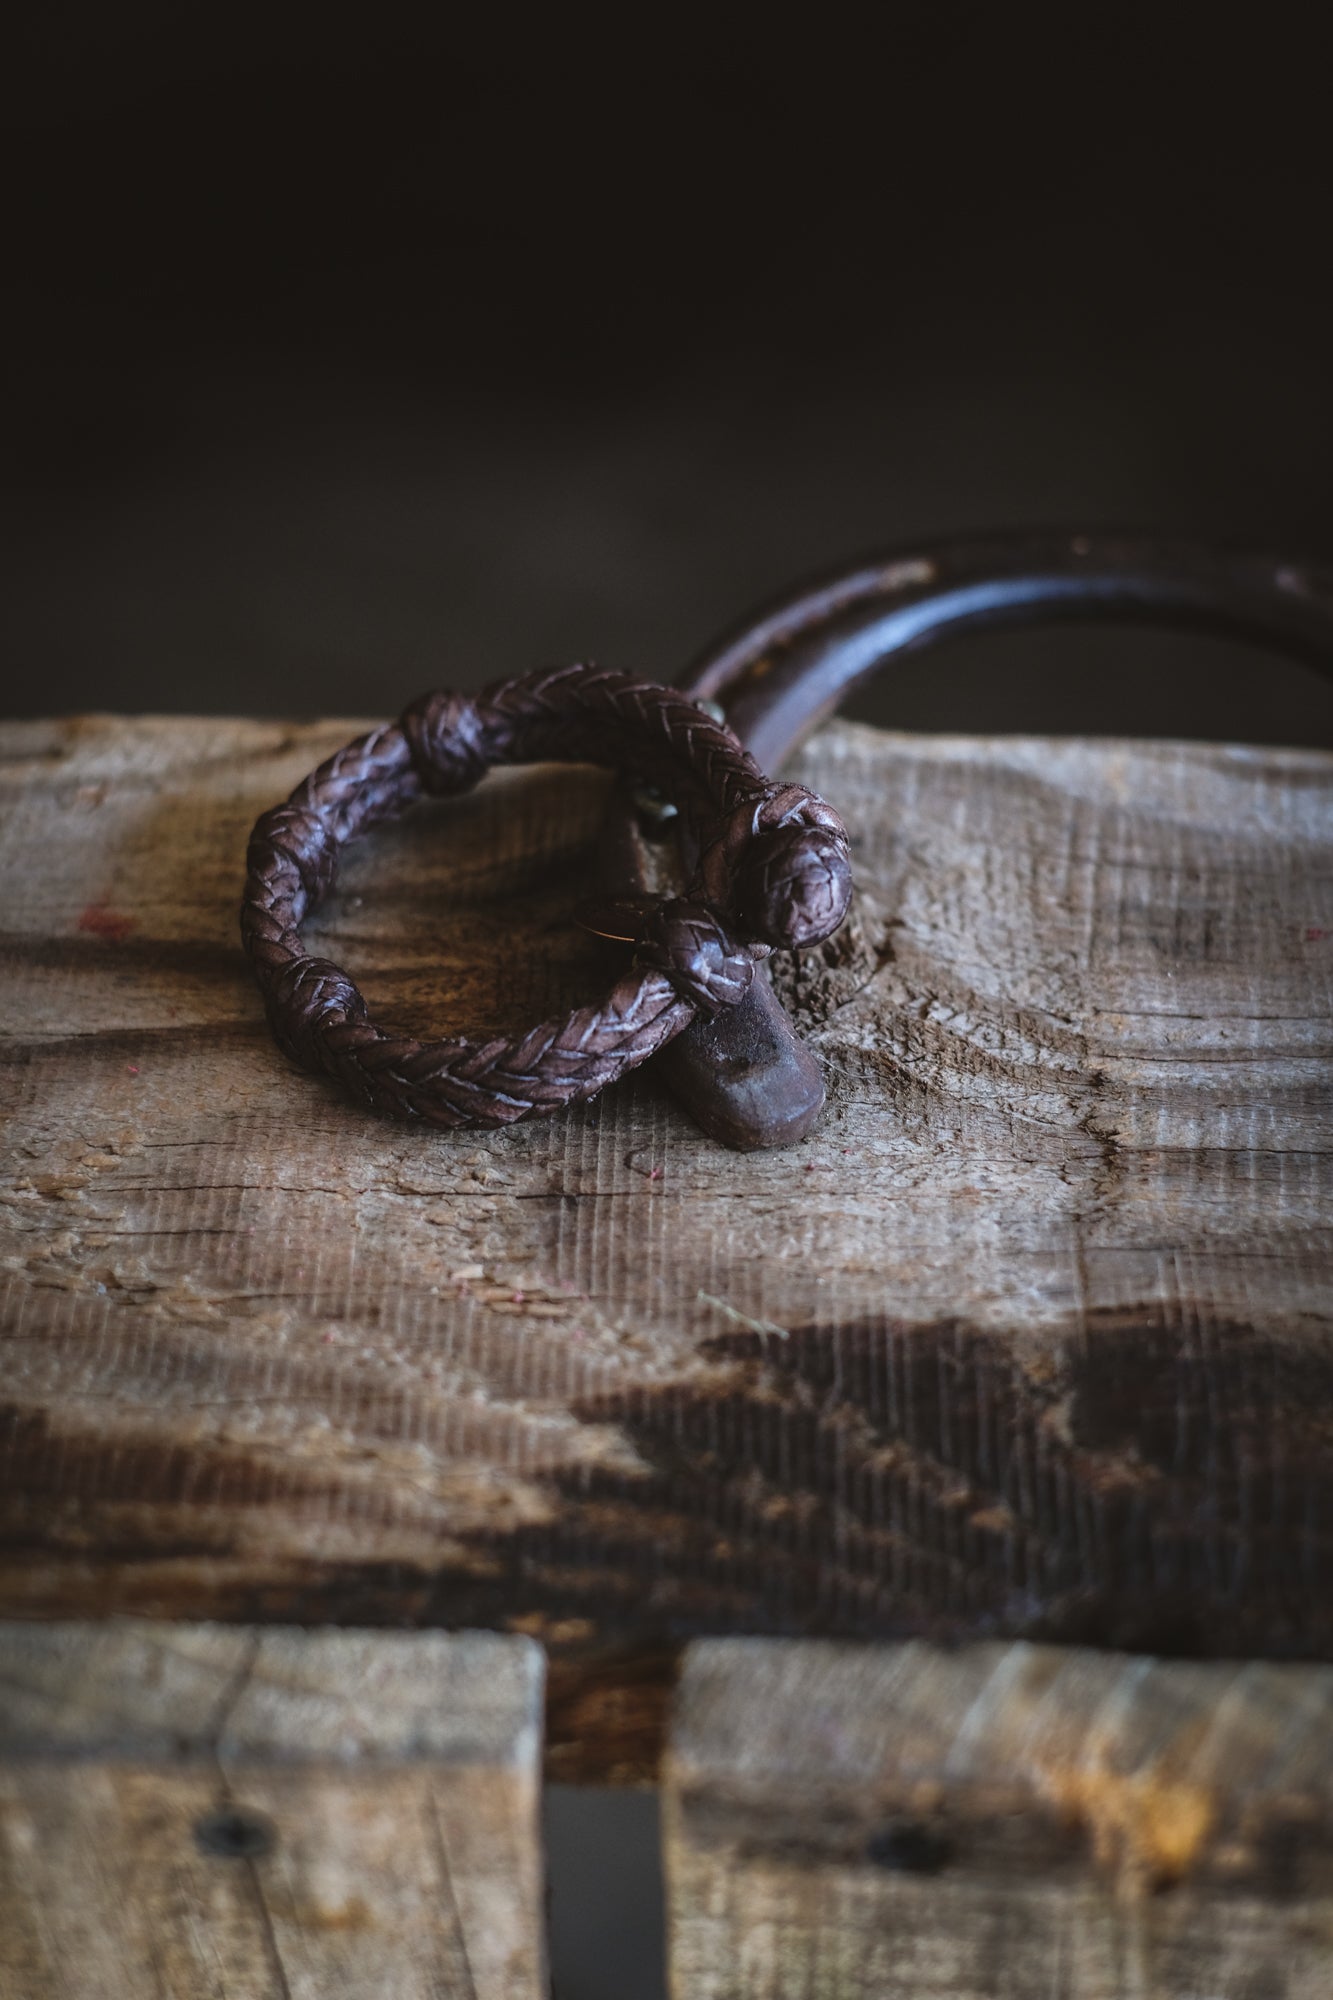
left=240, top=662, right=852, bottom=1128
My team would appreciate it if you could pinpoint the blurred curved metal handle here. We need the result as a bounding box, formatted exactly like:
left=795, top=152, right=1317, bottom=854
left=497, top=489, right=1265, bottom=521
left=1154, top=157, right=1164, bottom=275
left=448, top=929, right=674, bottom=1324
left=646, top=532, right=1333, bottom=1148
left=687, top=531, right=1333, bottom=770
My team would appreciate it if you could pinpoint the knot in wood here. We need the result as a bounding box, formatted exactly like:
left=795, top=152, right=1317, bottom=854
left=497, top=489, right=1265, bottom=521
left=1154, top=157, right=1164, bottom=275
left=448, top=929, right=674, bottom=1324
left=634, top=900, right=755, bottom=1017
left=400, top=691, right=491, bottom=796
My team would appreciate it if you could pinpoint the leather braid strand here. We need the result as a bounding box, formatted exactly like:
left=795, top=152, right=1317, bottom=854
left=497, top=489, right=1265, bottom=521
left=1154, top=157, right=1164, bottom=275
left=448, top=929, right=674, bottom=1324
left=240, top=664, right=851, bottom=1129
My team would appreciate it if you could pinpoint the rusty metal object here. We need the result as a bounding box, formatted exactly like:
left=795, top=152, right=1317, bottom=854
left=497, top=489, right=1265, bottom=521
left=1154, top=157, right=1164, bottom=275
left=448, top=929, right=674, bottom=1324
left=630, top=532, right=1333, bottom=1149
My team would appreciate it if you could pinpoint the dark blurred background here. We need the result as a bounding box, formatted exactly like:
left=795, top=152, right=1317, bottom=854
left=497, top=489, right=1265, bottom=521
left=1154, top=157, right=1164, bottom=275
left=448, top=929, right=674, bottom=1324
left=4, top=14, right=1329, bottom=1996
left=4, top=9, right=1332, bottom=743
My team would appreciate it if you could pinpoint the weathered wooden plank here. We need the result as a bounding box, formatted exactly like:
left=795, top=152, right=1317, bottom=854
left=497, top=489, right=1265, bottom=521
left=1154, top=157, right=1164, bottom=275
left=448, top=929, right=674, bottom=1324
left=1, top=715, right=1331, bottom=1775
left=0, top=1621, right=545, bottom=1998
left=664, top=1637, right=1333, bottom=1999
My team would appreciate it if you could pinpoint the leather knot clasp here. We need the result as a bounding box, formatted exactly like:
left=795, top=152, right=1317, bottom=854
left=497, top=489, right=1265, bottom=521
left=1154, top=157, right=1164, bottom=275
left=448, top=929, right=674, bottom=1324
left=695, top=780, right=852, bottom=949
left=634, top=899, right=756, bottom=1017
left=400, top=691, right=491, bottom=796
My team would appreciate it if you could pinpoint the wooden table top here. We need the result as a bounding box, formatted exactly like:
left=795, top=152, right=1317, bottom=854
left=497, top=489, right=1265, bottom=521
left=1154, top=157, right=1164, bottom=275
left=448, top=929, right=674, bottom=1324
left=3, top=714, right=1330, bottom=1775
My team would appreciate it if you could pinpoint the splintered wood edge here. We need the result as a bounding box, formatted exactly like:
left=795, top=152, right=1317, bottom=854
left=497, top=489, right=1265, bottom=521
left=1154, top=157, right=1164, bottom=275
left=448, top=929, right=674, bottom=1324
left=0, top=1620, right=544, bottom=1769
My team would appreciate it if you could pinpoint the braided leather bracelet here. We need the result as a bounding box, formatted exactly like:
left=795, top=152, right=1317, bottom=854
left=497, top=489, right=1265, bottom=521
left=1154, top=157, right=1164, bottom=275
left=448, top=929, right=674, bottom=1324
left=240, top=663, right=852, bottom=1129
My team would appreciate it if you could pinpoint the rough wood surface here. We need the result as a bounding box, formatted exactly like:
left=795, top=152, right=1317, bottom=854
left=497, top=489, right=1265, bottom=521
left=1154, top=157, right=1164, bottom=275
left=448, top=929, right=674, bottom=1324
left=0, top=1620, right=545, bottom=1998
left=665, top=1637, right=1333, bottom=1999
left=2, top=715, right=1331, bottom=1771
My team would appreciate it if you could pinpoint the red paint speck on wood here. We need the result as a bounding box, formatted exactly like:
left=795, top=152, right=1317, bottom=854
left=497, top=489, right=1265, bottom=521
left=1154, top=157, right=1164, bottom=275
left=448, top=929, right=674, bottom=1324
left=78, top=904, right=135, bottom=943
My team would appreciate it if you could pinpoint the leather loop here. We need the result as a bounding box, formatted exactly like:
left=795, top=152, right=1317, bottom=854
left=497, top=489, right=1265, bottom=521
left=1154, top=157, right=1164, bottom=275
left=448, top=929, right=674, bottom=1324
left=241, top=664, right=852, bottom=1129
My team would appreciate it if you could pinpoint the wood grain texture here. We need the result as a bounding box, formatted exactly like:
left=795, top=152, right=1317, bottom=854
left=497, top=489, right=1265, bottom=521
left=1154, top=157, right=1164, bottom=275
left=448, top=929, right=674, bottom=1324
left=665, top=1637, right=1333, bottom=1999
left=2, top=715, right=1331, bottom=1768
left=0, top=1620, right=545, bottom=1998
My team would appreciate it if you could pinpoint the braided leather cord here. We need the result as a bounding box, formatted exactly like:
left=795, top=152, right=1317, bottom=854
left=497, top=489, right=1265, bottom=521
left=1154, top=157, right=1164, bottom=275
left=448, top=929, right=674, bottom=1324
left=241, top=663, right=851, bottom=1128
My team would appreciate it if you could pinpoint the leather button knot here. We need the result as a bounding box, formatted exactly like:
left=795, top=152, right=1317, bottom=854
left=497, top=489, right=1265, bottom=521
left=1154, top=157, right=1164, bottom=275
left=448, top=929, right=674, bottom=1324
left=400, top=690, right=491, bottom=796
left=634, top=900, right=756, bottom=1017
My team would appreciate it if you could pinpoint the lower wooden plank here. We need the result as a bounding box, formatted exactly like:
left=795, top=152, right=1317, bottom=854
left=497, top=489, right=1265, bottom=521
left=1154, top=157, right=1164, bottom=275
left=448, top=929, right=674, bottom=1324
left=664, top=1638, right=1333, bottom=2000
left=0, top=1622, right=546, bottom=1999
